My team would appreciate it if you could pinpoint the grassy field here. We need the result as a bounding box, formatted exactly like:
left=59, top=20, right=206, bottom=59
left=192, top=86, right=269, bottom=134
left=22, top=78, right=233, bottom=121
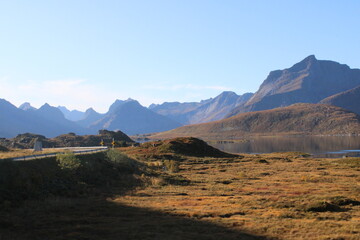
left=1, top=139, right=360, bottom=239
left=118, top=148, right=360, bottom=240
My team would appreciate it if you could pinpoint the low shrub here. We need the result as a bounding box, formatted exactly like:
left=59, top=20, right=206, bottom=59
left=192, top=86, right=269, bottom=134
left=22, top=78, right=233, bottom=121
left=304, top=201, right=342, bottom=212
left=106, top=149, right=139, bottom=171
left=163, top=160, right=180, bottom=173
left=56, top=152, right=81, bottom=170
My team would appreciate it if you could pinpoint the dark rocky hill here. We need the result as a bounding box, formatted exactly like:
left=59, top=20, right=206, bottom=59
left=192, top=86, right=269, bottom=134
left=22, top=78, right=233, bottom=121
left=0, top=130, right=134, bottom=149
left=140, top=137, right=236, bottom=158
left=152, top=103, right=360, bottom=140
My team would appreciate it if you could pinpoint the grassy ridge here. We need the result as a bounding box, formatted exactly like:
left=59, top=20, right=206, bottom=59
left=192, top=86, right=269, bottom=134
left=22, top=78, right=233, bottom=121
left=152, top=103, right=360, bottom=140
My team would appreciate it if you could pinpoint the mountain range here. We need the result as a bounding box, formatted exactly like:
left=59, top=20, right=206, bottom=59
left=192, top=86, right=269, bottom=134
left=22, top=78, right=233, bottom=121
left=149, top=91, right=253, bottom=124
left=0, top=98, right=181, bottom=138
left=0, top=99, right=87, bottom=138
left=1, top=55, right=360, bottom=139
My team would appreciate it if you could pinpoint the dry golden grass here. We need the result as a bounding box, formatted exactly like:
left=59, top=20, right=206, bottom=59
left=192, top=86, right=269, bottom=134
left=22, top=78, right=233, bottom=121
left=2, top=145, right=360, bottom=240
left=115, top=150, right=360, bottom=240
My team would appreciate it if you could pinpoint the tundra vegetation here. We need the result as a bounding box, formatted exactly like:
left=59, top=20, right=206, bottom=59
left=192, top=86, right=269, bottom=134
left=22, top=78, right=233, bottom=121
left=0, top=137, right=359, bottom=240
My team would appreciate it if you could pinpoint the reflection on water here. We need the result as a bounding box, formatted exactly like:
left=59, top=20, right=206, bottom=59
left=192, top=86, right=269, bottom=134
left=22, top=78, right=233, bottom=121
left=209, top=136, right=360, bottom=158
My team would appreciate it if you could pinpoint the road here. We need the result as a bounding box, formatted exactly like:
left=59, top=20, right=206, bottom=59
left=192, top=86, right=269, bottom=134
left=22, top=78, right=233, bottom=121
left=10, top=146, right=109, bottom=161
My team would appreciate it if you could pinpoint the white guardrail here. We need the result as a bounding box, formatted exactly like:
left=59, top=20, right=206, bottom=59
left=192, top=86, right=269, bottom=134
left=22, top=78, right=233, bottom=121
left=10, top=146, right=109, bottom=161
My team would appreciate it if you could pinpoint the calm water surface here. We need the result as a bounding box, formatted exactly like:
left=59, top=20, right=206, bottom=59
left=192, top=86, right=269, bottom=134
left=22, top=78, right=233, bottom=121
left=209, top=136, right=360, bottom=158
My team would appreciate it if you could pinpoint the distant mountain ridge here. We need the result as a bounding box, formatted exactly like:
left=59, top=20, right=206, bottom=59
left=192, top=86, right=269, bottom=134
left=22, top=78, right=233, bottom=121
left=0, top=99, right=86, bottom=138
left=0, top=98, right=182, bottom=138
left=90, top=99, right=182, bottom=135
left=76, top=108, right=104, bottom=128
left=58, top=106, right=85, bottom=121
left=150, top=91, right=253, bottom=124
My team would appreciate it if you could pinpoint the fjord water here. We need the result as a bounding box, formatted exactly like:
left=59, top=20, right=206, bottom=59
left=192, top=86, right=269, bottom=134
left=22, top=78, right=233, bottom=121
left=210, top=136, right=360, bottom=158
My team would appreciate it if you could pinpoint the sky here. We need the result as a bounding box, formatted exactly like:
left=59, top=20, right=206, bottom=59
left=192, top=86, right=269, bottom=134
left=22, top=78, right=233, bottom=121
left=0, top=0, right=359, bottom=113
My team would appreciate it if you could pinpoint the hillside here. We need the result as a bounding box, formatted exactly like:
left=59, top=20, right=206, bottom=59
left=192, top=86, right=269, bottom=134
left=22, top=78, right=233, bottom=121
left=152, top=103, right=360, bottom=139
left=320, top=86, right=360, bottom=115
left=229, top=55, right=360, bottom=116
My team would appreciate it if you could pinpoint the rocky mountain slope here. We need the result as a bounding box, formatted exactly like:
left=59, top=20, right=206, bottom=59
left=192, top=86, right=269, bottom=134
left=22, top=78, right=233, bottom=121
left=152, top=103, right=360, bottom=139
left=229, top=55, right=360, bottom=116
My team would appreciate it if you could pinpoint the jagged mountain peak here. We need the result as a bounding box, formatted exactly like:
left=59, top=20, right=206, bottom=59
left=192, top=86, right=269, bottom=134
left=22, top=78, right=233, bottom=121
left=108, top=98, right=138, bottom=113
left=215, top=91, right=238, bottom=99
left=85, top=107, right=96, bottom=114
left=19, top=102, right=36, bottom=111
left=40, top=103, right=51, bottom=108
left=232, top=55, right=360, bottom=116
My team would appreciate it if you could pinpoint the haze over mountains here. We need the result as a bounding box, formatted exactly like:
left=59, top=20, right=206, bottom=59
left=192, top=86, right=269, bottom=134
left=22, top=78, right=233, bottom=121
left=149, top=91, right=253, bottom=125
left=0, top=99, right=87, bottom=138
left=1, top=55, right=360, bottom=138
left=0, top=98, right=181, bottom=138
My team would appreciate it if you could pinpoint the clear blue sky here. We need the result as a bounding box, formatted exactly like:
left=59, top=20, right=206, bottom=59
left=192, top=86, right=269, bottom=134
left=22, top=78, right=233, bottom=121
left=0, top=0, right=359, bottom=113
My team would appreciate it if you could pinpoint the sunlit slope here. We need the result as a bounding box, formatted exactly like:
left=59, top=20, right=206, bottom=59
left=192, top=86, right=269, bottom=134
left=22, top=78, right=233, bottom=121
left=152, top=103, right=360, bottom=139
